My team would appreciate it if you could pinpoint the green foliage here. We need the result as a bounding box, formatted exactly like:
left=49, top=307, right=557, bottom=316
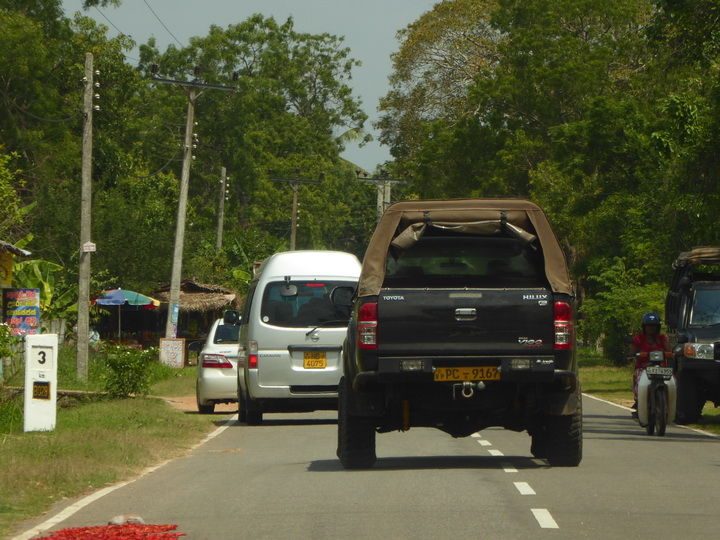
left=11, top=255, right=78, bottom=321
left=0, top=323, right=19, bottom=361
left=579, top=258, right=666, bottom=365
left=100, top=345, right=158, bottom=398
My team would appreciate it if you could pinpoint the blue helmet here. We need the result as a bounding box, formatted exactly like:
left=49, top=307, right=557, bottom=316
left=642, top=312, right=661, bottom=326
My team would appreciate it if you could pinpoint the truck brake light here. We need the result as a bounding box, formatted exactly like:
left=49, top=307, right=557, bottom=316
left=358, top=302, right=378, bottom=349
left=554, top=301, right=573, bottom=350
left=248, top=340, right=258, bottom=369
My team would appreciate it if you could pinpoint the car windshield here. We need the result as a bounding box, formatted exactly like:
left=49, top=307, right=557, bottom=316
left=213, top=324, right=240, bottom=344
left=261, top=280, right=355, bottom=328
left=384, top=235, right=546, bottom=288
left=689, top=288, right=720, bottom=326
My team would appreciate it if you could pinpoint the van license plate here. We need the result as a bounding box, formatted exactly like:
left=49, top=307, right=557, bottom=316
left=303, top=351, right=327, bottom=369
left=434, top=366, right=500, bottom=382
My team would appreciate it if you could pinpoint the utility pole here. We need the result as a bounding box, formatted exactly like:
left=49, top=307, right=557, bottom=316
left=151, top=67, right=236, bottom=338
left=77, top=52, right=97, bottom=380
left=216, top=166, right=228, bottom=252
left=355, top=169, right=406, bottom=222
left=268, top=170, right=322, bottom=250
left=164, top=87, right=195, bottom=339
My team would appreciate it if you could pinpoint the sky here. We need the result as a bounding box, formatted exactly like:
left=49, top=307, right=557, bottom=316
left=61, top=0, right=440, bottom=172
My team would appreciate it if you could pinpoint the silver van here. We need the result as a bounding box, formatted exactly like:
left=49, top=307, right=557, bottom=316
left=227, top=250, right=361, bottom=425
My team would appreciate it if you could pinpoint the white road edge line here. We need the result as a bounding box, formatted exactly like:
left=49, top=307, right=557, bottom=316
left=531, top=508, right=559, bottom=529
left=582, top=393, right=719, bottom=438
left=12, top=414, right=239, bottom=540
left=514, top=482, right=536, bottom=495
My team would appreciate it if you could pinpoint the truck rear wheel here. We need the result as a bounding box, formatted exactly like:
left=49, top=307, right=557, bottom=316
left=676, top=371, right=703, bottom=425
left=544, top=399, right=582, bottom=467
left=337, top=376, right=376, bottom=469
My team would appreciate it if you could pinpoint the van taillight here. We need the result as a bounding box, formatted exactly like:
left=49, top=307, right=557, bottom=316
left=554, top=302, right=573, bottom=350
left=358, top=302, right=378, bottom=349
left=202, top=354, right=233, bottom=369
left=248, top=340, right=258, bottom=369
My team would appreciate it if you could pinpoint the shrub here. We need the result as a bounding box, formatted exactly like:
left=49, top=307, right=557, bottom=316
left=101, top=345, right=158, bottom=398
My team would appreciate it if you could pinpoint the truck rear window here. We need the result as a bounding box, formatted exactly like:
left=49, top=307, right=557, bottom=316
left=260, top=280, right=356, bottom=328
left=384, top=235, right=547, bottom=288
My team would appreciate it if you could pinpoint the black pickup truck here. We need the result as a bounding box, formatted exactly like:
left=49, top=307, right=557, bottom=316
left=334, top=198, right=582, bottom=468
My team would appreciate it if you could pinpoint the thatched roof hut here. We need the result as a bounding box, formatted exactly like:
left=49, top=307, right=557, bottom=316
left=154, top=278, right=242, bottom=313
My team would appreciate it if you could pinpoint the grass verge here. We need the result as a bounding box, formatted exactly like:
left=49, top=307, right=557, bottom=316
left=0, top=355, right=217, bottom=540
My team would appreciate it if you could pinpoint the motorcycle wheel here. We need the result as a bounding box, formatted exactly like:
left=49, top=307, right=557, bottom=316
left=645, top=389, right=655, bottom=436
left=655, top=387, right=667, bottom=437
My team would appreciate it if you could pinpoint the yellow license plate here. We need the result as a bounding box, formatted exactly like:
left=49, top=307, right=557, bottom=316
left=434, top=366, right=500, bottom=382
left=303, top=351, right=327, bottom=369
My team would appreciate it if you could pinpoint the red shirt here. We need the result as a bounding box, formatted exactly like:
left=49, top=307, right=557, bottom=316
left=632, top=333, right=669, bottom=367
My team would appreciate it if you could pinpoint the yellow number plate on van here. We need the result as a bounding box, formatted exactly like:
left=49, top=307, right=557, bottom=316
left=303, top=351, right=327, bottom=369
left=434, top=366, right=500, bottom=382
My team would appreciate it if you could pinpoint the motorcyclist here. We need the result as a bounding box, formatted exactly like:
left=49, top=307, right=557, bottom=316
left=628, top=312, right=671, bottom=417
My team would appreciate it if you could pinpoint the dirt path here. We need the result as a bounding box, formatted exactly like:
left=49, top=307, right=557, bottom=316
left=160, top=395, right=238, bottom=413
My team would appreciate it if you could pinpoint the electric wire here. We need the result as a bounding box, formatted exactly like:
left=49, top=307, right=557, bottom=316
left=143, top=0, right=185, bottom=49
left=92, top=6, right=125, bottom=37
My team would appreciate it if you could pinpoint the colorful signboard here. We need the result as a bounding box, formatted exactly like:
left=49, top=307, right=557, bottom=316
left=4, top=288, right=41, bottom=336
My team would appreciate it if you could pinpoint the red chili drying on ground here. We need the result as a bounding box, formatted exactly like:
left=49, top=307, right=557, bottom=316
left=36, top=524, right=185, bottom=539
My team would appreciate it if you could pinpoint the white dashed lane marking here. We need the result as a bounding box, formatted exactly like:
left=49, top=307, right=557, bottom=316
left=531, top=509, right=559, bottom=529
left=514, top=482, right=536, bottom=495
left=471, top=433, right=559, bottom=530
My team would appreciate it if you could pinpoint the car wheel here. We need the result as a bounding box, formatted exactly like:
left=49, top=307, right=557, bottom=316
left=196, top=382, right=215, bottom=414
left=676, top=371, right=703, bottom=424
left=544, top=395, right=582, bottom=467
left=337, top=376, right=376, bottom=469
left=245, top=396, right=263, bottom=426
left=237, top=387, right=248, bottom=424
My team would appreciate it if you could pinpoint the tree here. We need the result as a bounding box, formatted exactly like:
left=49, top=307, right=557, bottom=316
left=378, top=0, right=501, bottom=172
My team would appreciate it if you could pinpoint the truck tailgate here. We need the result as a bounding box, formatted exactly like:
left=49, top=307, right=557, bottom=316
left=377, top=288, right=555, bottom=356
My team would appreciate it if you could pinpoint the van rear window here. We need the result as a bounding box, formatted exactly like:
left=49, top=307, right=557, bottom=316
left=261, top=280, right=356, bottom=328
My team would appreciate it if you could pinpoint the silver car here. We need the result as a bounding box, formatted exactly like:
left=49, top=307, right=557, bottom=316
left=196, top=318, right=240, bottom=413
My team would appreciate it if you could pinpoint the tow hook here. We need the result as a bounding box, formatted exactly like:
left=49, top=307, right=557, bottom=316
left=453, top=381, right=485, bottom=399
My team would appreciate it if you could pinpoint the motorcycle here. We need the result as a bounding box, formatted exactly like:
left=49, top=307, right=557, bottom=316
left=636, top=350, right=676, bottom=436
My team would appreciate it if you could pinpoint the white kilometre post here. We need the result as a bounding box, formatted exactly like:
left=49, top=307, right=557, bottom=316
left=24, top=334, right=59, bottom=432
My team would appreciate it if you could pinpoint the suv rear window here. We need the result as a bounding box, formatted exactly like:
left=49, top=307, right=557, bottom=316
left=384, top=235, right=546, bottom=288
left=689, top=286, right=720, bottom=326
left=261, top=280, right=355, bottom=328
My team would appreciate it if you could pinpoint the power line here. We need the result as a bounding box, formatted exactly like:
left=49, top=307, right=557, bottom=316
left=143, top=0, right=185, bottom=49
left=92, top=6, right=126, bottom=37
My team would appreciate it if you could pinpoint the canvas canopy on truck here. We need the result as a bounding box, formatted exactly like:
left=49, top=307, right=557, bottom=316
left=666, top=246, right=720, bottom=330
left=358, top=198, right=574, bottom=297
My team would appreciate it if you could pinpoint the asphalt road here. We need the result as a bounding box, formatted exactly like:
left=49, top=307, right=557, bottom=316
left=14, top=395, right=720, bottom=539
